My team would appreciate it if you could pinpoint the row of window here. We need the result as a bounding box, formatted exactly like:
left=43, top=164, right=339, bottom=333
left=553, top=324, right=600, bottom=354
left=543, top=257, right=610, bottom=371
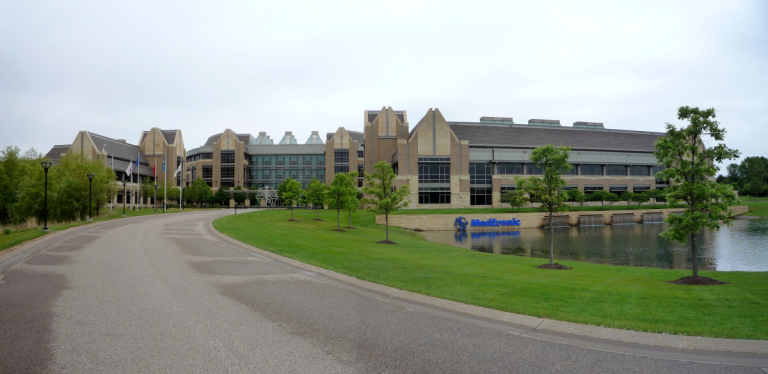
left=251, top=155, right=325, bottom=166
left=470, top=163, right=665, bottom=184
left=249, top=168, right=325, bottom=181
left=187, top=153, right=213, bottom=162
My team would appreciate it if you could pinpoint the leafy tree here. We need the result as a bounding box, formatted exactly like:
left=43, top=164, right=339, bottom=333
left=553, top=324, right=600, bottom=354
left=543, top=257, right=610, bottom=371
left=518, top=145, right=572, bottom=266
left=605, top=192, right=620, bottom=208
left=589, top=190, right=609, bottom=210
left=232, top=186, right=246, bottom=205
left=654, top=106, right=740, bottom=281
left=503, top=189, right=529, bottom=213
left=566, top=188, right=582, bottom=209
left=343, top=172, right=360, bottom=228
left=575, top=191, right=588, bottom=210
left=247, top=185, right=260, bottom=207
left=140, top=177, right=154, bottom=207
left=325, top=173, right=356, bottom=230
left=304, top=178, right=327, bottom=220
left=646, top=189, right=664, bottom=207
left=187, top=178, right=210, bottom=208
left=631, top=192, right=650, bottom=207
left=361, top=161, right=411, bottom=243
left=212, top=187, right=230, bottom=206
left=620, top=192, right=634, bottom=207
left=278, top=178, right=302, bottom=221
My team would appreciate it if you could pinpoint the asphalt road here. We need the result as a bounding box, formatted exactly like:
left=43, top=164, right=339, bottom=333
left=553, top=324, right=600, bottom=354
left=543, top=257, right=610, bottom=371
left=0, top=210, right=765, bottom=373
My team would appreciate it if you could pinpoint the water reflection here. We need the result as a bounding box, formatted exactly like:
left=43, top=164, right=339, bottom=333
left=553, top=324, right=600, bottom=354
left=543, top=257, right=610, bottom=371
left=423, top=219, right=768, bottom=271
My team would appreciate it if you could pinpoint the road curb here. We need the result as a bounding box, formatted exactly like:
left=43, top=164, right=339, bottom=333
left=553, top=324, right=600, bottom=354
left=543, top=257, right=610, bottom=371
left=207, top=216, right=768, bottom=355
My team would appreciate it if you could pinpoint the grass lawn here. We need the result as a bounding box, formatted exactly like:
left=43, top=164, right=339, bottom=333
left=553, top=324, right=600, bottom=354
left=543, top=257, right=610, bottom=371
left=214, top=209, right=768, bottom=340
left=0, top=207, right=207, bottom=252
left=739, top=196, right=768, bottom=217
left=392, top=203, right=684, bottom=215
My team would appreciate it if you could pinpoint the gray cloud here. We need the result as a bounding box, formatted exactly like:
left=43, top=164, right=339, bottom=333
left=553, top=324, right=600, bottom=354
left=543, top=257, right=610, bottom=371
left=1, top=0, right=766, bottom=167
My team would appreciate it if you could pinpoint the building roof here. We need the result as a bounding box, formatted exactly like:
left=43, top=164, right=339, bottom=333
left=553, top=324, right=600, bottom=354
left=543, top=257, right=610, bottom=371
left=347, top=130, right=364, bottom=144
left=367, top=110, right=405, bottom=124
left=44, top=145, right=72, bottom=164
left=88, top=132, right=149, bottom=164
left=162, top=130, right=178, bottom=145
left=448, top=123, right=664, bottom=152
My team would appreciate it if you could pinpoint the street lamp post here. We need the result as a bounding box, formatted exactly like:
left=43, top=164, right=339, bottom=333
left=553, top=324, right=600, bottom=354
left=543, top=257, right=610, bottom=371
left=40, top=161, right=52, bottom=231
left=154, top=184, right=158, bottom=214
left=121, top=175, right=127, bottom=217
left=87, top=173, right=95, bottom=222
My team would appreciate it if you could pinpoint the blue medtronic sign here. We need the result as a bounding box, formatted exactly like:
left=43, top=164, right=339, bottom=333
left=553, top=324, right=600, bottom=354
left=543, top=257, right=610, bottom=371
left=455, top=216, right=521, bottom=231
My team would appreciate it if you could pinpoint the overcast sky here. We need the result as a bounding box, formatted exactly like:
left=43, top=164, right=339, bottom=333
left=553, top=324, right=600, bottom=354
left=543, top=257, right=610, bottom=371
left=1, top=0, right=766, bottom=167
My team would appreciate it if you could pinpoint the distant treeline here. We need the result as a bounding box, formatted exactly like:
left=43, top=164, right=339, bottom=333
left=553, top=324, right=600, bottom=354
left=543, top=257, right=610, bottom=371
left=718, top=156, right=768, bottom=197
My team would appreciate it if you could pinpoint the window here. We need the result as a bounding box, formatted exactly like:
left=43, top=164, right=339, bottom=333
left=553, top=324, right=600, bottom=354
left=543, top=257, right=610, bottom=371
left=500, top=186, right=517, bottom=194
left=633, top=185, right=650, bottom=193
left=469, top=162, right=492, bottom=185
left=221, top=152, right=235, bottom=164
left=289, top=156, right=299, bottom=166
left=220, top=167, right=235, bottom=179
left=581, top=164, right=603, bottom=176
left=652, top=165, right=668, bottom=185
left=470, top=187, right=492, bottom=205
left=497, top=163, right=523, bottom=175
left=606, top=165, right=627, bottom=176
left=334, top=165, right=349, bottom=174
left=357, top=164, right=364, bottom=175
left=563, top=164, right=578, bottom=175
left=190, top=167, right=196, bottom=180
left=202, top=165, right=212, bottom=179
left=316, top=157, right=325, bottom=166
left=200, top=153, right=213, bottom=160
left=526, top=164, right=544, bottom=175
left=334, top=150, right=349, bottom=163
left=221, top=181, right=234, bottom=188
left=317, top=170, right=325, bottom=180
left=303, top=156, right=313, bottom=165
left=609, top=185, right=628, bottom=193
left=418, top=187, right=450, bottom=204
left=275, top=156, right=285, bottom=166
left=584, top=186, right=604, bottom=195
left=262, top=157, right=272, bottom=166
left=630, top=165, right=650, bottom=176
left=418, top=161, right=450, bottom=183
left=358, top=151, right=364, bottom=158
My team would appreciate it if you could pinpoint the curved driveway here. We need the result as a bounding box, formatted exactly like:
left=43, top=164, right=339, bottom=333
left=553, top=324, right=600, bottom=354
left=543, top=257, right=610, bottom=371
left=0, top=210, right=765, bottom=373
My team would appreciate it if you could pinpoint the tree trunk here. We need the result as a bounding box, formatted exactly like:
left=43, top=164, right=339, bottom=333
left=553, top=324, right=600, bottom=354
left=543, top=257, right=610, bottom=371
left=386, top=214, right=389, bottom=241
left=549, top=211, right=554, bottom=265
left=316, top=207, right=320, bottom=220
left=691, top=232, right=698, bottom=277
left=348, top=210, right=351, bottom=227
left=337, top=209, right=340, bottom=229
left=290, top=208, right=294, bottom=220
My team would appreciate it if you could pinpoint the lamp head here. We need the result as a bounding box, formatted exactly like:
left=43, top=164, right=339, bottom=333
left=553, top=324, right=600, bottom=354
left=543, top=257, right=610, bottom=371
left=40, top=161, right=53, bottom=170
left=87, top=173, right=95, bottom=180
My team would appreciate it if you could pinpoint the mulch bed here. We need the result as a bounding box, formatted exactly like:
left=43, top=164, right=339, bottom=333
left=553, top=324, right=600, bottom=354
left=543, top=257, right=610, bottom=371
left=288, top=219, right=298, bottom=222
left=378, top=240, right=397, bottom=244
left=312, top=219, right=323, bottom=221
left=537, top=263, right=572, bottom=270
left=667, top=276, right=729, bottom=286
left=345, top=227, right=357, bottom=229
left=332, top=229, right=346, bottom=232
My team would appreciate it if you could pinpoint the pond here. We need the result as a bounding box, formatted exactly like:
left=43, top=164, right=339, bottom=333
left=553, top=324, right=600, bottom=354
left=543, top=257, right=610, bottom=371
left=420, top=219, right=768, bottom=271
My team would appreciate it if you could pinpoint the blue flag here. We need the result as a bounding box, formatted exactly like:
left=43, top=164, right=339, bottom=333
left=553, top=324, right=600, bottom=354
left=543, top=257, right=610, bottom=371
left=162, top=159, right=165, bottom=172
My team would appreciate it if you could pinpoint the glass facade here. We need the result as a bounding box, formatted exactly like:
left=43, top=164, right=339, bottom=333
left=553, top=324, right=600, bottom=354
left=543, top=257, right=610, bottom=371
left=469, top=162, right=492, bottom=185
left=526, top=164, right=544, bottom=175
left=248, top=154, right=325, bottom=188
left=497, top=163, right=523, bottom=175
left=470, top=187, right=492, bottom=205
left=418, top=187, right=451, bottom=204
left=629, top=165, right=650, bottom=176
left=581, top=164, right=603, bottom=176
left=606, top=165, right=627, bottom=176
left=221, top=151, right=235, bottom=164
left=418, top=159, right=450, bottom=184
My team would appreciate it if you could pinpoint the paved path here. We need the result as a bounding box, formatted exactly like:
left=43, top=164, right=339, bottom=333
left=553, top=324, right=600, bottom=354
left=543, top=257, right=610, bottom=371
left=1, top=210, right=766, bottom=373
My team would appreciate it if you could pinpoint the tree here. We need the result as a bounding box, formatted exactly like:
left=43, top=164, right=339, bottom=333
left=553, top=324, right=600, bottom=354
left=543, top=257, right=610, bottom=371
left=503, top=189, right=529, bottom=213
left=361, top=161, right=411, bottom=243
left=518, top=145, right=572, bottom=267
left=344, top=172, right=359, bottom=228
left=566, top=188, right=582, bottom=209
left=620, top=191, right=634, bottom=207
left=605, top=192, right=620, bottom=208
left=654, top=106, right=740, bottom=282
left=232, top=186, right=246, bottom=206
left=304, top=178, right=327, bottom=220
left=325, top=173, right=356, bottom=230
left=188, top=178, right=210, bottom=208
left=589, top=190, right=609, bottom=210
left=646, top=189, right=664, bottom=207
left=212, top=187, right=230, bottom=206
left=631, top=192, right=650, bottom=207
left=140, top=177, right=153, bottom=207
left=278, top=178, right=302, bottom=221
left=575, top=191, right=588, bottom=210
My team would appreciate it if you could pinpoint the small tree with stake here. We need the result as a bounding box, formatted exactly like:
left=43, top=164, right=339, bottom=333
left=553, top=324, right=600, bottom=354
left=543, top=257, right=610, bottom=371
left=654, top=106, right=740, bottom=285
left=278, top=177, right=302, bottom=221
left=344, top=172, right=359, bottom=228
left=503, top=188, right=529, bottom=213
left=362, top=161, right=411, bottom=244
left=304, top=178, right=327, bottom=221
left=517, top=145, right=572, bottom=269
left=325, top=173, right=356, bottom=231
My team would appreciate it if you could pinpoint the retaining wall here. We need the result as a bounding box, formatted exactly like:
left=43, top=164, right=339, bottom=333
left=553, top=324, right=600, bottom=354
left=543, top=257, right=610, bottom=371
left=377, top=206, right=749, bottom=231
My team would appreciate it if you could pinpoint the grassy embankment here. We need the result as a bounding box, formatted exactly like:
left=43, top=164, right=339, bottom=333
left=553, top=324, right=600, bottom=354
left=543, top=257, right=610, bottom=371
left=214, top=209, right=768, bottom=340
left=738, top=196, right=768, bottom=217
left=0, top=207, right=205, bottom=252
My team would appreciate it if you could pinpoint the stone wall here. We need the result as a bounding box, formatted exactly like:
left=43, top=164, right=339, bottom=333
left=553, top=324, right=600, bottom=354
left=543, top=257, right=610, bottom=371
left=377, top=206, right=749, bottom=231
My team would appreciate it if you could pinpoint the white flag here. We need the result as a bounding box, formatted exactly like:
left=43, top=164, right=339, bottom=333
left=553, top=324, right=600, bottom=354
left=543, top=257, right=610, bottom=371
left=126, top=158, right=133, bottom=177
left=174, top=163, right=182, bottom=177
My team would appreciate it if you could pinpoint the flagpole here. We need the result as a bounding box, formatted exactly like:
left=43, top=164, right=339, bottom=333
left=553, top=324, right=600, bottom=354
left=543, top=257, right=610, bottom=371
left=164, top=145, right=167, bottom=212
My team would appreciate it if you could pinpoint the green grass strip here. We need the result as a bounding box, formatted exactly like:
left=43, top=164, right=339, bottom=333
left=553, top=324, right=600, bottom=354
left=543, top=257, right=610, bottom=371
left=214, top=209, right=768, bottom=340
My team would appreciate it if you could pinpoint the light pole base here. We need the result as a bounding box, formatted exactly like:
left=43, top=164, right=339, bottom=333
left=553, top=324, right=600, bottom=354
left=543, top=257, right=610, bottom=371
left=88, top=218, right=93, bottom=222
left=123, top=214, right=126, bottom=217
left=42, top=227, right=49, bottom=232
